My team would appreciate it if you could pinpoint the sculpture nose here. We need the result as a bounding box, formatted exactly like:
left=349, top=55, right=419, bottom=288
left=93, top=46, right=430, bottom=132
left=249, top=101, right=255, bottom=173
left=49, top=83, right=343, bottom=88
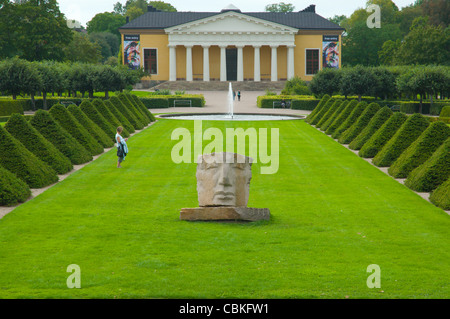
left=218, top=166, right=231, bottom=186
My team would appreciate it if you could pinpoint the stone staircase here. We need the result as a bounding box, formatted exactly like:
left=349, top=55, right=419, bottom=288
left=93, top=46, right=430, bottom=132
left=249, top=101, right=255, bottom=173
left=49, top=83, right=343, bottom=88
left=150, top=81, right=287, bottom=91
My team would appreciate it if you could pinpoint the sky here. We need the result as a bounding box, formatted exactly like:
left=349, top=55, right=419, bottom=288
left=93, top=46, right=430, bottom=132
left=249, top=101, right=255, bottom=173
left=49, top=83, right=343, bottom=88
left=58, top=0, right=417, bottom=27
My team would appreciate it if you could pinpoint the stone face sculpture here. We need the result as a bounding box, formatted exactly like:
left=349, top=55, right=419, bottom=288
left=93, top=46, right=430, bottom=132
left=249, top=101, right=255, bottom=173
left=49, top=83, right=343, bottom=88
left=180, top=152, right=270, bottom=222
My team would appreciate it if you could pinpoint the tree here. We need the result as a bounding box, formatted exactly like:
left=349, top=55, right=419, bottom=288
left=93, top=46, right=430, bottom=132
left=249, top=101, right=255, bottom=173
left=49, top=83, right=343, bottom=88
left=148, top=1, right=177, bottom=12
left=378, top=39, right=401, bottom=65
left=265, top=2, right=295, bottom=13
left=421, top=0, right=449, bottom=27
left=88, top=32, right=120, bottom=61
left=308, top=68, right=342, bottom=97
left=11, top=0, right=73, bottom=61
left=87, top=12, right=126, bottom=39
left=339, top=66, right=377, bottom=101
left=393, top=17, right=450, bottom=66
left=34, top=61, right=63, bottom=110
left=63, top=31, right=102, bottom=64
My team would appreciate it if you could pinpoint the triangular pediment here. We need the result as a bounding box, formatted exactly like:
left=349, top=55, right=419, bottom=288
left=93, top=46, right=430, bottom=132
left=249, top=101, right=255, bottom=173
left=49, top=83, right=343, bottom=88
left=165, top=11, right=298, bottom=35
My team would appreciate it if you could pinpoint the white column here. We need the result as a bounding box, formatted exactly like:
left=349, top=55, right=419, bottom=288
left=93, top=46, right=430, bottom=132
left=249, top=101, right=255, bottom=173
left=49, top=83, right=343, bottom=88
left=203, top=45, right=210, bottom=82
left=169, top=45, right=177, bottom=81
left=186, top=45, right=193, bottom=82
left=237, top=45, right=244, bottom=82
left=287, top=45, right=295, bottom=80
left=271, top=45, right=278, bottom=82
left=220, top=45, right=227, bottom=82
left=253, top=45, right=261, bottom=82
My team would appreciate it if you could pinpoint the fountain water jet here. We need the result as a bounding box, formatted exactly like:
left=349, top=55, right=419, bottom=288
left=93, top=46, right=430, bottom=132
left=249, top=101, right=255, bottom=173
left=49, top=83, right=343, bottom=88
left=228, top=82, right=234, bottom=119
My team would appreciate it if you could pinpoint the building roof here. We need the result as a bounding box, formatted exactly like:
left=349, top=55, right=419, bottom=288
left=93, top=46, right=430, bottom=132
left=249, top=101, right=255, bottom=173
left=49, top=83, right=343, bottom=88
left=119, top=11, right=345, bottom=31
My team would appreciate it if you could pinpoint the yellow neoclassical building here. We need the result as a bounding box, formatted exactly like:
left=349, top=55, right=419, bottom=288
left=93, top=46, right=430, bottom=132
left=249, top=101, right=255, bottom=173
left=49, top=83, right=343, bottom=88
left=119, top=4, right=344, bottom=83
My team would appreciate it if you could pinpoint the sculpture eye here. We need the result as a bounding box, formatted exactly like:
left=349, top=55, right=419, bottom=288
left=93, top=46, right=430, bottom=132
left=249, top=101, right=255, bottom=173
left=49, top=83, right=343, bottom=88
left=233, top=163, right=245, bottom=170
left=205, top=163, right=218, bottom=170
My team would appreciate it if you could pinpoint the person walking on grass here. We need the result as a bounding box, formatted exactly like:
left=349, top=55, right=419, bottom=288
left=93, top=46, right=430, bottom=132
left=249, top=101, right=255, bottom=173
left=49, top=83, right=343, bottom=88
left=116, top=126, right=128, bottom=168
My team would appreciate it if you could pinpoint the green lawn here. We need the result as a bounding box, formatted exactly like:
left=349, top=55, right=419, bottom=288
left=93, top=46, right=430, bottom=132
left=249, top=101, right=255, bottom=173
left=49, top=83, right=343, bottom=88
left=0, top=119, right=448, bottom=299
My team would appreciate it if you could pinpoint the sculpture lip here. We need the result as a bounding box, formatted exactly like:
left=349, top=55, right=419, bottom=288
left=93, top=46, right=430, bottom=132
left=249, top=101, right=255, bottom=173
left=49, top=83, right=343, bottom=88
left=214, top=191, right=235, bottom=196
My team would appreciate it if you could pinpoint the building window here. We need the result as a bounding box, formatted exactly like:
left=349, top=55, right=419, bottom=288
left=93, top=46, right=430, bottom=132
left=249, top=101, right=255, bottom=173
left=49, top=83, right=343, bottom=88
left=306, top=49, right=319, bottom=75
left=144, top=49, right=157, bottom=75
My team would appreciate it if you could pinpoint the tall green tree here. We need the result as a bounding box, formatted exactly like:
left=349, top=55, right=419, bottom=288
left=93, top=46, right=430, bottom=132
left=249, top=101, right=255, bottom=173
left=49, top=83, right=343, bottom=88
left=63, top=31, right=102, bottom=64
left=87, top=12, right=126, bottom=38
left=265, top=2, right=295, bottom=13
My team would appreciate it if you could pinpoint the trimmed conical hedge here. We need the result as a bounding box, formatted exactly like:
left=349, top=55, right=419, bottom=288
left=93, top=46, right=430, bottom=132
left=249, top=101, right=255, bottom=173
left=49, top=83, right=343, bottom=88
left=310, top=98, right=336, bottom=125
left=118, top=93, right=147, bottom=127
left=0, top=164, right=31, bottom=206
left=305, top=94, right=330, bottom=123
left=79, top=100, right=116, bottom=140
left=320, top=100, right=349, bottom=132
left=109, top=96, right=143, bottom=130
left=349, top=106, right=393, bottom=151
left=332, top=101, right=367, bottom=139
left=359, top=112, right=408, bottom=158
left=91, top=99, right=130, bottom=138
left=125, top=93, right=150, bottom=123
left=316, top=100, right=343, bottom=129
left=388, top=121, right=450, bottom=178
left=30, top=110, right=93, bottom=165
left=5, top=113, right=73, bottom=174
left=49, top=104, right=104, bottom=156
left=373, top=113, right=430, bottom=167
left=129, top=94, right=156, bottom=122
left=338, top=103, right=381, bottom=145
left=325, top=100, right=358, bottom=136
left=429, top=177, right=450, bottom=211
left=0, top=125, right=58, bottom=188
left=67, top=105, right=114, bottom=148
left=104, top=99, right=135, bottom=134
left=404, top=137, right=450, bottom=192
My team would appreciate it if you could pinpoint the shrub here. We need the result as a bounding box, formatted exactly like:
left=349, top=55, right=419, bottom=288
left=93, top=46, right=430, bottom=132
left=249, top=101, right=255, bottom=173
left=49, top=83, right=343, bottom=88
left=104, top=100, right=135, bottom=134
left=440, top=106, right=450, bottom=118
left=139, top=97, right=169, bottom=109
left=316, top=100, right=344, bottom=129
left=0, top=125, right=58, bottom=188
left=91, top=99, right=129, bottom=138
left=304, top=94, right=330, bottom=123
left=373, top=113, right=430, bottom=167
left=404, top=137, right=450, bottom=192
left=110, top=96, right=143, bottom=130
left=0, top=164, right=31, bottom=206
left=332, top=101, right=367, bottom=139
left=359, top=112, right=408, bottom=158
left=5, top=113, right=73, bottom=174
left=0, top=100, right=25, bottom=116
left=429, top=177, right=450, bottom=211
left=325, top=100, right=358, bottom=136
left=308, top=68, right=342, bottom=97
left=388, top=121, right=450, bottom=178
left=30, top=110, right=93, bottom=165
left=349, top=106, right=393, bottom=150
left=67, top=105, right=114, bottom=148
left=338, top=103, right=381, bottom=144
left=118, top=93, right=147, bottom=127
left=80, top=100, right=116, bottom=140
left=50, top=104, right=104, bottom=156
left=320, top=101, right=349, bottom=132
left=310, top=98, right=337, bottom=125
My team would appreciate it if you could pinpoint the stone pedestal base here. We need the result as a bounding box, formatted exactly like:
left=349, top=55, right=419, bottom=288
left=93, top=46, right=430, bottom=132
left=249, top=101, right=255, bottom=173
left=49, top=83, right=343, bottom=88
left=180, top=207, right=270, bottom=222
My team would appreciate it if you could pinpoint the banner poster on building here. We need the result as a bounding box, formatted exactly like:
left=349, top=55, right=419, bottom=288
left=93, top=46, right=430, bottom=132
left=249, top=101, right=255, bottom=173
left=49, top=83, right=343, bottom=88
left=124, top=35, right=140, bottom=70
left=322, top=35, right=340, bottom=69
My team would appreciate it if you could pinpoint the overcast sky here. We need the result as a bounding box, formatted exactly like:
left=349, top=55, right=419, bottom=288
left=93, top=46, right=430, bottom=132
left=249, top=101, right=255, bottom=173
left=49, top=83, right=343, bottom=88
left=58, top=0, right=417, bottom=27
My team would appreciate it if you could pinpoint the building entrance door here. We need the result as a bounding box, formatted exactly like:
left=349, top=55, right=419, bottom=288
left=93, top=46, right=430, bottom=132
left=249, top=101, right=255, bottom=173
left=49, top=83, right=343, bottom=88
left=226, top=48, right=237, bottom=81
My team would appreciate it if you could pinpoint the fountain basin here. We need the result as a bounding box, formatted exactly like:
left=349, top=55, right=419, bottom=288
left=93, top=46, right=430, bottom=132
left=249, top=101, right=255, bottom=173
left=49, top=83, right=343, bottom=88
left=157, top=113, right=305, bottom=121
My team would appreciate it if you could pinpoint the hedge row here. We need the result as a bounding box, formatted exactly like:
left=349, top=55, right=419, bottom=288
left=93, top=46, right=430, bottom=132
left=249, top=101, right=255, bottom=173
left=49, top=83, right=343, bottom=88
left=305, top=94, right=330, bottom=124
left=429, top=177, right=450, bottom=210
left=332, top=102, right=367, bottom=139
left=338, top=103, right=381, bottom=145
left=0, top=93, right=157, bottom=206
left=304, top=94, right=450, bottom=212
left=388, top=121, right=450, bottom=178
left=404, top=137, right=450, bottom=192
left=440, top=106, right=450, bottom=117
left=0, top=124, right=58, bottom=188
left=359, top=112, right=408, bottom=158
left=0, top=99, right=26, bottom=116
left=349, top=106, right=393, bottom=151
left=325, top=100, right=358, bottom=136
left=139, top=95, right=206, bottom=109
left=5, top=113, right=73, bottom=175
left=0, top=164, right=31, bottom=206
